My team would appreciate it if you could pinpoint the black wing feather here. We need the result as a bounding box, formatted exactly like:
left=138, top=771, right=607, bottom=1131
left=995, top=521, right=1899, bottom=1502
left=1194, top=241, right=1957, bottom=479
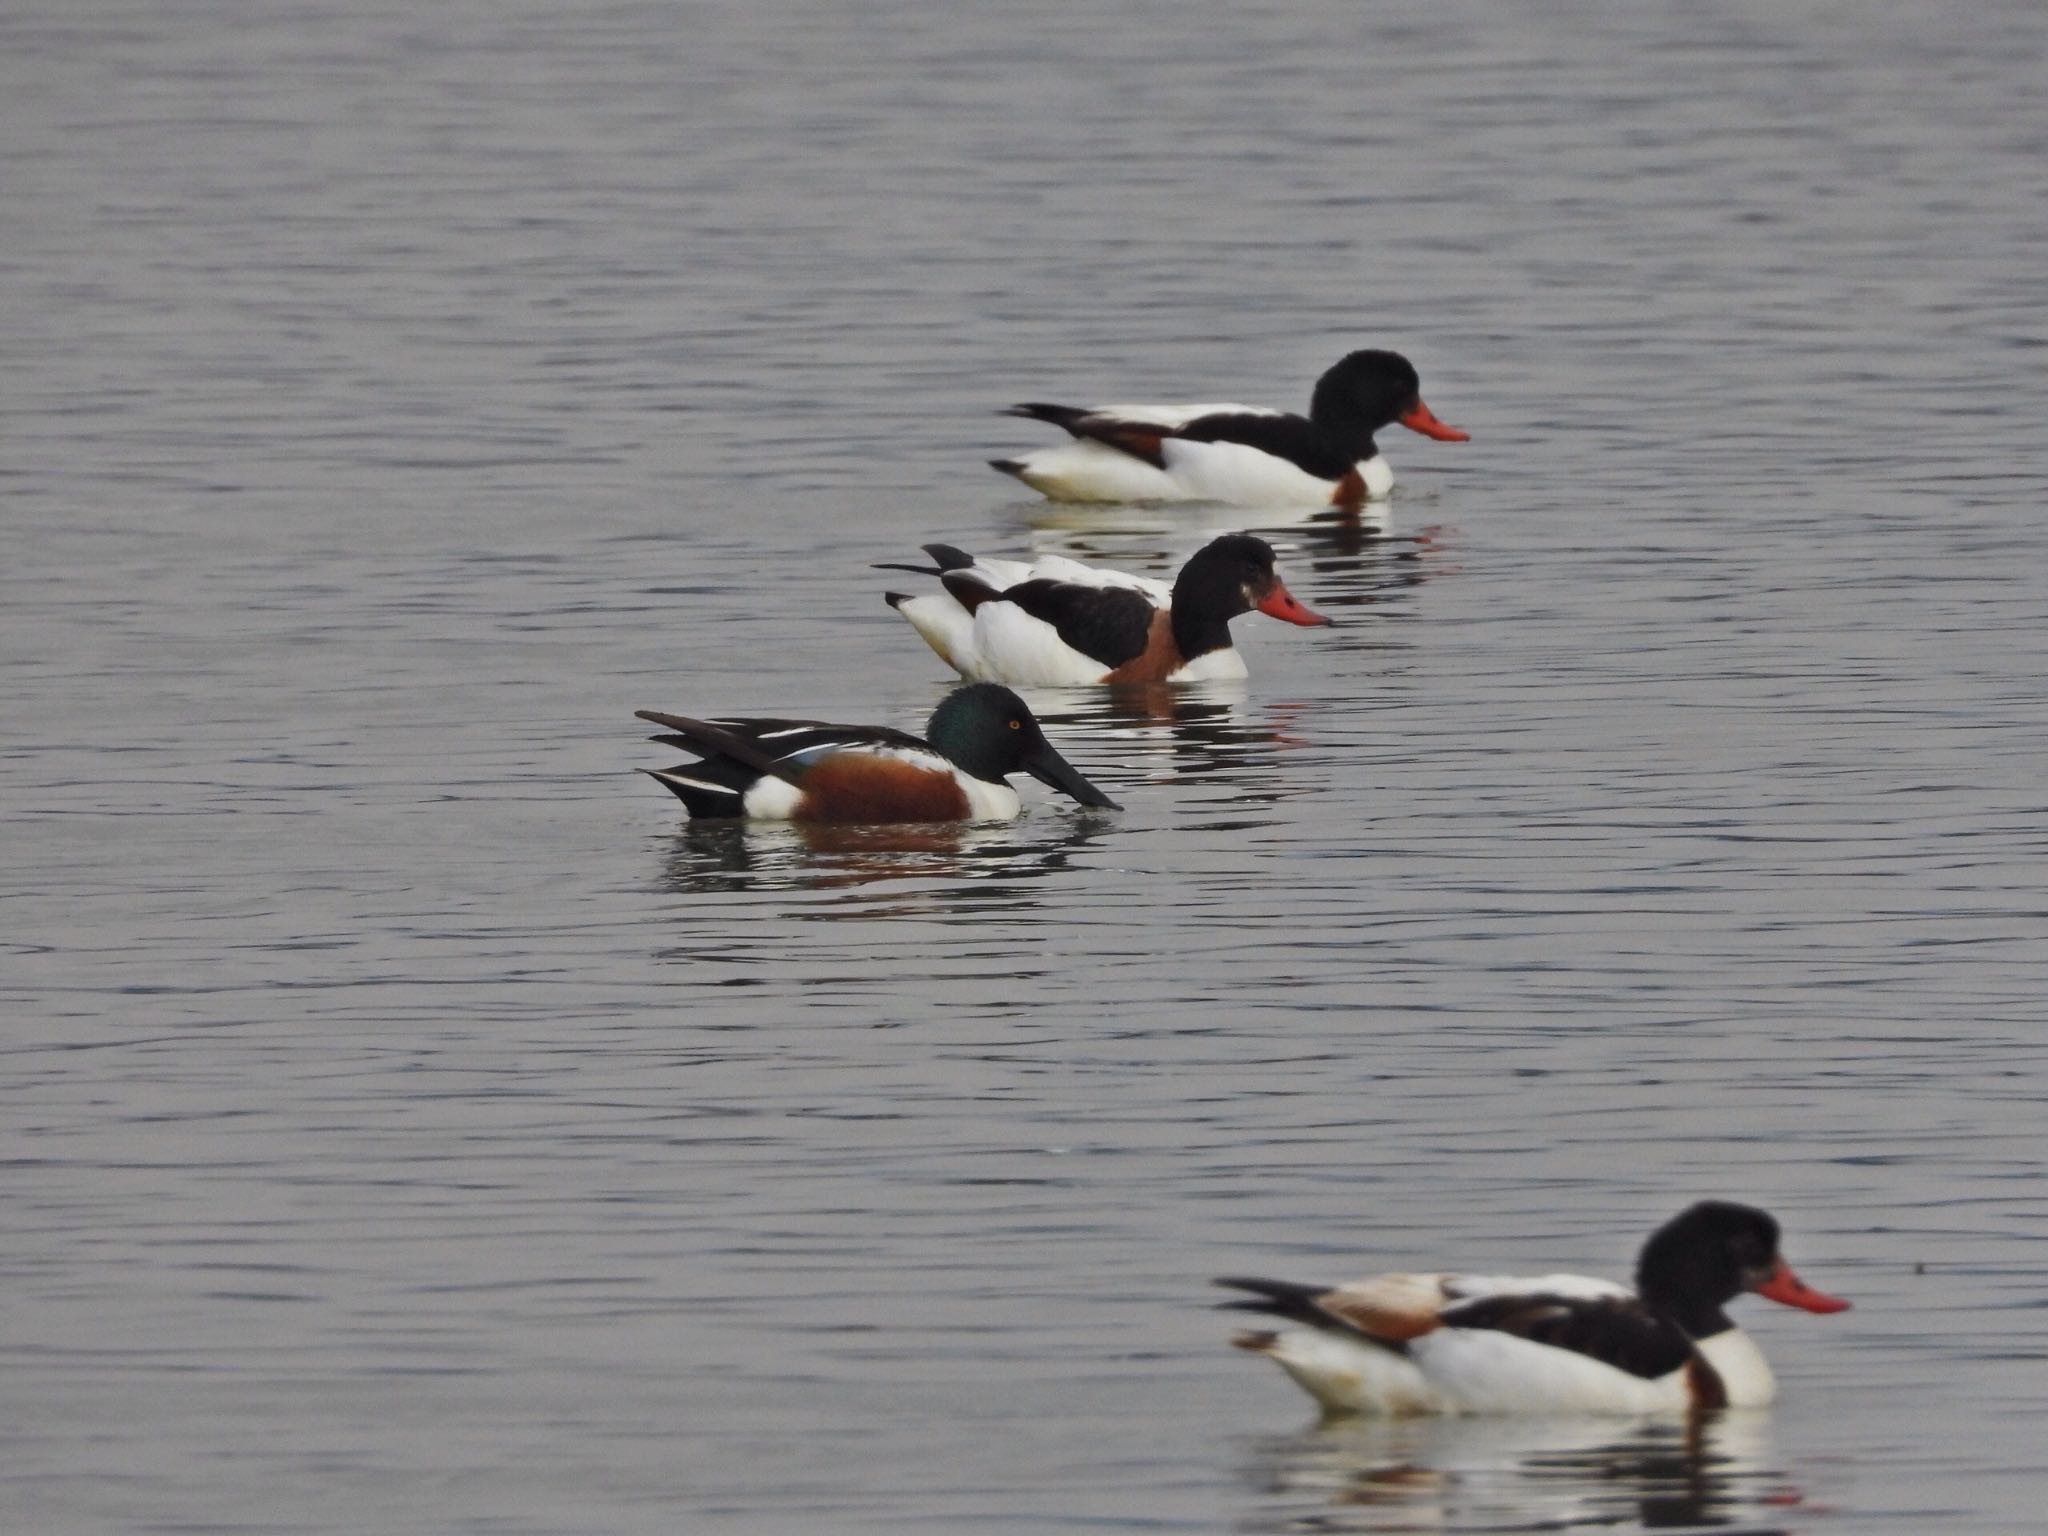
left=995, top=579, right=1157, bottom=670
left=1438, top=1293, right=1697, bottom=1381
left=1175, top=411, right=1355, bottom=479
left=1002, top=402, right=1093, bottom=431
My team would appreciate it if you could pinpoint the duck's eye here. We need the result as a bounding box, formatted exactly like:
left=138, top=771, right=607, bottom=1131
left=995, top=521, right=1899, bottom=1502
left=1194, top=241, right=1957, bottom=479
left=1008, top=718, right=1022, bottom=730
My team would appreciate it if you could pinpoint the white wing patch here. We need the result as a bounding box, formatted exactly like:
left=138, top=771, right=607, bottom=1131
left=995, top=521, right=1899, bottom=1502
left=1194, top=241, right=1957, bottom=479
left=1084, top=401, right=1280, bottom=429
left=1440, top=1272, right=1636, bottom=1305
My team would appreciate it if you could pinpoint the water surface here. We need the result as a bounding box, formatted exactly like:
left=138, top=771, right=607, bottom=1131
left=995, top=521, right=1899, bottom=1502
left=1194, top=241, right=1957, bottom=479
left=5, top=2, right=2047, bottom=1532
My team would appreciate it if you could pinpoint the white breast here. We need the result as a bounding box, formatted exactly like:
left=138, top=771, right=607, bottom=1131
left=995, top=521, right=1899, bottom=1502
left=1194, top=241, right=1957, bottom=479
left=1695, top=1328, right=1776, bottom=1407
left=954, top=772, right=1022, bottom=822
left=1166, top=646, right=1248, bottom=683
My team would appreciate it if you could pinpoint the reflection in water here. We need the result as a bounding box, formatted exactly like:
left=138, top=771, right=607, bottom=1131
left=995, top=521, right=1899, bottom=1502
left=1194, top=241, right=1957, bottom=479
left=1011, top=498, right=1449, bottom=617
left=1024, top=681, right=1313, bottom=798
left=1278, top=515, right=1453, bottom=613
left=657, top=812, right=1113, bottom=912
left=1238, top=1412, right=1801, bottom=1534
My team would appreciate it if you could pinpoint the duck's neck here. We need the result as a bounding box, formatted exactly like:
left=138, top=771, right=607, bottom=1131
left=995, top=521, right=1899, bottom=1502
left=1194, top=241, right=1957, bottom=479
left=1641, top=1285, right=1734, bottom=1341
left=1169, top=570, right=1244, bottom=662
left=1307, top=385, right=1383, bottom=464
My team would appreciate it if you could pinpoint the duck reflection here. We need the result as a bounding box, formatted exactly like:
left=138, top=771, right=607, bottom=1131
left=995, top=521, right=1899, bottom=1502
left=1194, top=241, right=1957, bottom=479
left=1238, top=1411, right=1799, bottom=1534
left=1022, top=681, right=1316, bottom=799
left=656, top=811, right=1112, bottom=910
left=1277, top=512, right=1451, bottom=613
left=1010, top=500, right=1447, bottom=619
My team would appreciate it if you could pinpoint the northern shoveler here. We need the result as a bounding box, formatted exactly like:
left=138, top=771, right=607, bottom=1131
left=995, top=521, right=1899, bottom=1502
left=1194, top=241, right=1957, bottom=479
left=880, top=533, right=1330, bottom=686
left=636, top=683, right=1119, bottom=822
left=1217, top=1201, right=1849, bottom=1416
left=991, top=349, right=1468, bottom=510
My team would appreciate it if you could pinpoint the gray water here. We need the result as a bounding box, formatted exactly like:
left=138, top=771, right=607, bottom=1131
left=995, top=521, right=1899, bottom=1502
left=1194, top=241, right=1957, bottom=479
left=6, top=1, right=2047, bottom=1531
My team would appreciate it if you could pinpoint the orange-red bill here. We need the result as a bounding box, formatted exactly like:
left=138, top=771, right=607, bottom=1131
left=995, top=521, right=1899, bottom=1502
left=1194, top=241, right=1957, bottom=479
left=1753, top=1258, right=1851, bottom=1313
left=1397, top=397, right=1470, bottom=442
left=1256, top=583, right=1332, bottom=627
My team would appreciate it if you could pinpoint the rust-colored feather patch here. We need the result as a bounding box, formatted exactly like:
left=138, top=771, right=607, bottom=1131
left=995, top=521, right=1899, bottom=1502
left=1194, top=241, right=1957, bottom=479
left=1077, top=420, right=1170, bottom=469
left=1102, top=610, right=1184, bottom=684
left=1329, top=466, right=1368, bottom=511
left=1685, top=1354, right=1728, bottom=1410
left=1317, top=1273, right=1450, bottom=1342
left=794, top=755, right=972, bottom=824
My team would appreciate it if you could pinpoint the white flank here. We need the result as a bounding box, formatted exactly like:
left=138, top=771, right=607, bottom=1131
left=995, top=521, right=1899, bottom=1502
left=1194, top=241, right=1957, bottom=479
left=968, top=603, right=1118, bottom=685
left=893, top=592, right=982, bottom=674
left=1253, top=1329, right=1449, bottom=1417
left=1009, top=440, right=1184, bottom=503
left=739, top=776, right=804, bottom=819
left=1405, top=1329, right=1690, bottom=1416
left=1007, top=438, right=1389, bottom=508
left=1157, top=438, right=1345, bottom=506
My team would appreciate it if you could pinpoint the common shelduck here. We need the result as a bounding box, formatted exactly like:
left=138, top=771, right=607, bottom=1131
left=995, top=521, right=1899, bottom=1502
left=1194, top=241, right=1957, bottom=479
left=880, top=534, right=1330, bottom=686
left=637, top=683, right=1119, bottom=822
left=991, top=349, right=1468, bottom=509
left=1218, top=1201, right=1849, bottom=1416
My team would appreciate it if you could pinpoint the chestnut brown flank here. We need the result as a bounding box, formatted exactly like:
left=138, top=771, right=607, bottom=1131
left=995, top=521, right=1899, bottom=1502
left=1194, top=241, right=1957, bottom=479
left=1102, top=611, right=1184, bottom=684
left=794, top=755, right=971, bottom=823
left=1684, top=1354, right=1728, bottom=1410
left=1329, top=466, right=1367, bottom=511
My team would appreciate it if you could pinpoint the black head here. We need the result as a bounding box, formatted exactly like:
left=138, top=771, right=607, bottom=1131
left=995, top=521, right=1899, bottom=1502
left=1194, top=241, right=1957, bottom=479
left=1308, top=349, right=1468, bottom=445
left=1169, top=535, right=1330, bottom=656
left=1635, top=1201, right=1849, bottom=1338
left=924, top=684, right=1120, bottom=808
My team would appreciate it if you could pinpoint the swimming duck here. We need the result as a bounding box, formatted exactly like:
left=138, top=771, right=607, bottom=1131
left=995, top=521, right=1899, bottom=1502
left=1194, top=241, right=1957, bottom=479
left=637, top=683, right=1118, bottom=822
left=1217, top=1201, right=1849, bottom=1416
left=991, top=348, right=1468, bottom=509
left=881, top=534, right=1329, bottom=686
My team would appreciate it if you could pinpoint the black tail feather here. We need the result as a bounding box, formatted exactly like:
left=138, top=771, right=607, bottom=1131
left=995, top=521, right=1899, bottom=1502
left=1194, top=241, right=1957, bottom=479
left=1212, top=1276, right=1336, bottom=1327
left=988, top=458, right=1029, bottom=480
left=921, top=543, right=976, bottom=570
left=634, top=709, right=788, bottom=778
left=1002, top=402, right=1090, bottom=430
left=883, top=591, right=911, bottom=609
left=640, top=767, right=748, bottom=819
